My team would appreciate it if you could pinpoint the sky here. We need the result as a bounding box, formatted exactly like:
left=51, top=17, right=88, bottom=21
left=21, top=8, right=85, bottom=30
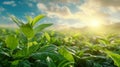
left=0, top=0, right=120, bottom=28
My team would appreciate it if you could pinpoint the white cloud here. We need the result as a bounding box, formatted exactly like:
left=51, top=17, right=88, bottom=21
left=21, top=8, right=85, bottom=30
left=3, top=1, right=16, bottom=7
left=85, top=0, right=120, bottom=13
left=36, top=0, right=120, bottom=28
left=37, top=3, right=47, bottom=11
left=37, top=3, right=72, bottom=18
left=47, top=6, right=72, bottom=18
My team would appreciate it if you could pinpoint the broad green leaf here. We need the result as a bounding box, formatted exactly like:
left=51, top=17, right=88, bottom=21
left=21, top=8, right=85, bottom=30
left=31, top=52, right=60, bottom=61
left=34, top=23, right=53, bottom=33
left=5, top=35, right=18, bottom=50
left=46, top=56, right=56, bottom=67
left=26, top=16, right=33, bottom=24
left=58, top=46, right=74, bottom=62
left=31, top=45, right=63, bottom=62
left=20, top=24, right=34, bottom=38
left=38, top=45, right=57, bottom=53
left=44, top=32, right=51, bottom=41
left=32, top=14, right=45, bottom=26
left=106, top=51, right=120, bottom=67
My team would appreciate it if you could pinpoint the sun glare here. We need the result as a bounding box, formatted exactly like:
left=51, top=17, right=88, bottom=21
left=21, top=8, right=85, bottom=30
left=89, top=20, right=101, bottom=28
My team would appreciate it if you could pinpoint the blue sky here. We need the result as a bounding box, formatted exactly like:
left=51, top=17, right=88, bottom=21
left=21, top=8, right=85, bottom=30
left=0, top=0, right=120, bottom=28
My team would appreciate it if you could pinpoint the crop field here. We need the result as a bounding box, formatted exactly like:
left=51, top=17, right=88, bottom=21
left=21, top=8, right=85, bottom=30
left=0, top=15, right=120, bottom=67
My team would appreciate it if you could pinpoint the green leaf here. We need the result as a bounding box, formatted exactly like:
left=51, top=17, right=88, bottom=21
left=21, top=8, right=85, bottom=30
left=39, top=45, right=57, bottom=53
left=10, top=15, right=24, bottom=27
left=26, top=16, right=33, bottom=24
left=32, top=14, right=45, bottom=26
left=20, top=24, right=34, bottom=38
left=17, top=60, right=31, bottom=67
left=10, top=60, right=20, bottom=67
left=59, top=61, right=74, bottom=67
left=33, top=60, right=48, bottom=67
left=46, top=56, right=56, bottom=67
left=31, top=45, right=64, bottom=62
left=58, top=60, right=68, bottom=67
left=44, top=32, right=51, bottom=41
left=34, top=23, right=53, bottom=33
left=58, top=46, right=74, bottom=62
left=5, top=35, right=18, bottom=50
left=31, top=52, right=60, bottom=61
left=28, top=43, right=39, bottom=55
left=106, top=51, right=120, bottom=67
left=13, top=48, right=28, bottom=58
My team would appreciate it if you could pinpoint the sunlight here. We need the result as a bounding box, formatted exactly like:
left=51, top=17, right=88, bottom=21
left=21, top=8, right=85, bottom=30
left=90, top=20, right=100, bottom=27
left=89, top=19, right=101, bottom=28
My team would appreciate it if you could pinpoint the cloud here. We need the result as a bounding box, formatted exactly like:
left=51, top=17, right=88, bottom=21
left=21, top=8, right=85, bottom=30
left=37, top=3, right=71, bottom=18
left=47, top=0, right=80, bottom=4
left=0, top=16, right=12, bottom=24
left=32, top=0, right=80, bottom=4
left=88, top=0, right=120, bottom=12
left=36, top=0, right=120, bottom=28
left=83, top=0, right=120, bottom=22
left=37, top=3, right=47, bottom=11
left=0, top=24, right=17, bottom=28
left=97, top=0, right=120, bottom=7
left=0, top=7, right=5, bottom=12
left=3, top=1, right=16, bottom=7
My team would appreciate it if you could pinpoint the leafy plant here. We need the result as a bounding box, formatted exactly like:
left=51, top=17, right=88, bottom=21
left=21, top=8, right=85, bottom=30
left=0, top=14, right=53, bottom=67
left=105, top=50, right=120, bottom=67
left=11, top=14, right=52, bottom=39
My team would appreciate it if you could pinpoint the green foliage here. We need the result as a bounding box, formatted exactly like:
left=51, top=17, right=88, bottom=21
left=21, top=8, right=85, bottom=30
left=10, top=14, right=52, bottom=39
left=5, top=35, right=18, bottom=50
left=106, top=51, right=120, bottom=67
left=10, top=15, right=24, bottom=27
left=58, top=46, right=74, bottom=62
left=46, top=56, right=56, bottom=67
left=20, top=24, right=34, bottom=38
left=0, top=14, right=120, bottom=67
left=32, top=14, right=45, bottom=26
left=34, top=24, right=52, bottom=33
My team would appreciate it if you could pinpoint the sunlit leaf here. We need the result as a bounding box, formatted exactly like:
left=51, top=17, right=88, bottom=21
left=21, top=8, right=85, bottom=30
left=26, top=16, right=33, bottom=24
left=106, top=50, right=120, bottom=67
left=44, top=32, right=51, bottom=41
left=32, top=14, right=45, bottom=26
left=58, top=46, right=74, bottom=62
left=34, top=23, right=53, bottom=33
left=20, top=24, right=34, bottom=38
left=5, top=35, right=18, bottom=50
